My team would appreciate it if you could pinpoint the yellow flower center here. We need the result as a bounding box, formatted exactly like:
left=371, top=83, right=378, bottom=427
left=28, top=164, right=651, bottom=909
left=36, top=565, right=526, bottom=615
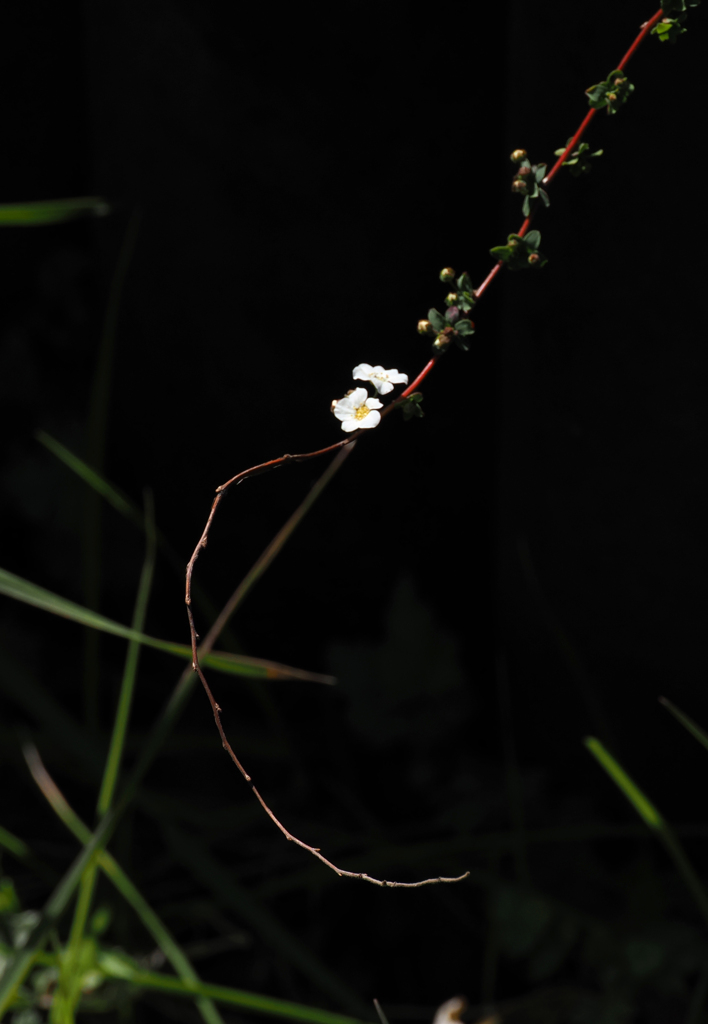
left=354, top=404, right=371, bottom=421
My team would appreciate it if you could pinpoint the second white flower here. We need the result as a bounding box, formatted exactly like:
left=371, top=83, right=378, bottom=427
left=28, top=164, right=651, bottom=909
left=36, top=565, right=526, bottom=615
left=352, top=363, right=409, bottom=395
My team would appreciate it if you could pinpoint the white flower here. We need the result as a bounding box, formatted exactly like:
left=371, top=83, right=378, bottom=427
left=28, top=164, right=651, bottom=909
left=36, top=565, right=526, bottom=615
left=352, top=363, right=409, bottom=395
left=332, top=387, right=383, bottom=432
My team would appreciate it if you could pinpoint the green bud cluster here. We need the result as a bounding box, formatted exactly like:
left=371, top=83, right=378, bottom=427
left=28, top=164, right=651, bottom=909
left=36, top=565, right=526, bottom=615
left=553, top=139, right=603, bottom=177
left=652, top=15, right=690, bottom=42
left=585, top=69, right=634, bottom=114
left=510, top=152, right=550, bottom=217
left=489, top=230, right=547, bottom=271
left=418, top=269, right=476, bottom=353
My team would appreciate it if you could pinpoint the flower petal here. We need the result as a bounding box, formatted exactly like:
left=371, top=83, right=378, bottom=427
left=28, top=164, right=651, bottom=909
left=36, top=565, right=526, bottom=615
left=352, top=363, right=373, bottom=380
left=357, top=409, right=381, bottom=429
left=349, top=387, right=369, bottom=407
left=386, top=370, right=408, bottom=384
left=339, top=418, right=359, bottom=432
left=365, top=397, right=383, bottom=410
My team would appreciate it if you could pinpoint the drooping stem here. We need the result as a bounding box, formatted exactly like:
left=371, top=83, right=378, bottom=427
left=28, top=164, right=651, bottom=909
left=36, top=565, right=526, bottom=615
left=183, top=5, right=672, bottom=888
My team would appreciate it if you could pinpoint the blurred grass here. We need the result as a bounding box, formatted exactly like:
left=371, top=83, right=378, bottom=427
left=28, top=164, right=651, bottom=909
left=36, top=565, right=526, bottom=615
left=660, top=697, right=708, bottom=754
left=586, top=737, right=708, bottom=927
left=82, top=209, right=141, bottom=731
left=0, top=565, right=333, bottom=683
left=0, top=356, right=363, bottom=1020
left=96, top=953, right=371, bottom=1024
left=55, top=492, right=160, bottom=1022
left=24, top=744, right=224, bottom=1024
left=0, top=197, right=109, bottom=225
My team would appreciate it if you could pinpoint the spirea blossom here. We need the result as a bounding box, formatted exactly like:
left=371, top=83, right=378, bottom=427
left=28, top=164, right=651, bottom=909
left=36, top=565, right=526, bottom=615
left=332, top=388, right=383, bottom=432
left=352, top=363, right=409, bottom=395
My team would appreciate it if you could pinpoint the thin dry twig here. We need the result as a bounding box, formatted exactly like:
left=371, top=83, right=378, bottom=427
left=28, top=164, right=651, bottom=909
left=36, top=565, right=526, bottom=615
left=185, top=8, right=663, bottom=888
left=185, top=443, right=469, bottom=888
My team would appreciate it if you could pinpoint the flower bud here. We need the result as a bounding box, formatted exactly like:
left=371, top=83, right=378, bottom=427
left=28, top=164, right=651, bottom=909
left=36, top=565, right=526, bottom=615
left=417, top=319, right=433, bottom=335
left=433, top=332, right=451, bottom=350
left=445, top=292, right=458, bottom=305
left=511, top=179, right=527, bottom=194
left=439, top=267, right=455, bottom=283
left=510, top=149, right=527, bottom=163
left=527, top=253, right=540, bottom=265
left=330, top=399, right=339, bottom=413
left=446, top=306, right=460, bottom=324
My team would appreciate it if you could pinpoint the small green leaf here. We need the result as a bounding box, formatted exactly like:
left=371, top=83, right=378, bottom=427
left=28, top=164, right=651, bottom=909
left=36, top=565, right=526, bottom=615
left=428, top=308, right=446, bottom=332
left=400, top=393, right=424, bottom=421
left=455, top=320, right=474, bottom=337
left=525, top=230, right=541, bottom=250
left=652, top=14, right=688, bottom=41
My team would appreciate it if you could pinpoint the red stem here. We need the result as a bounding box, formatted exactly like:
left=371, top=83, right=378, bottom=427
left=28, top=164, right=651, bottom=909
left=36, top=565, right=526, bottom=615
left=618, top=9, right=664, bottom=70
left=395, top=8, right=665, bottom=397
left=400, top=356, right=439, bottom=399
left=543, top=108, right=597, bottom=187
left=474, top=261, right=503, bottom=301
left=544, top=9, right=663, bottom=187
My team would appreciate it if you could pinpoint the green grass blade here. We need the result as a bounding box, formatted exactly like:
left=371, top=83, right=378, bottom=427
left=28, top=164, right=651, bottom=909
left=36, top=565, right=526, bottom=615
left=0, top=824, right=32, bottom=861
left=98, top=492, right=156, bottom=816
left=57, top=495, right=159, bottom=1023
left=660, top=698, right=708, bottom=754
left=585, top=736, right=708, bottom=927
left=584, top=737, right=663, bottom=829
left=202, top=650, right=334, bottom=684
left=98, top=953, right=370, bottom=1024
left=35, top=430, right=140, bottom=525
left=0, top=567, right=329, bottom=682
left=0, top=197, right=109, bottom=225
left=23, top=746, right=224, bottom=1024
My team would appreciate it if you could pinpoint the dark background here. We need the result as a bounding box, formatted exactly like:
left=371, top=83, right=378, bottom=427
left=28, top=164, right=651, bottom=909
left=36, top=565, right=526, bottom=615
left=2, top=2, right=708, bottom=1022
